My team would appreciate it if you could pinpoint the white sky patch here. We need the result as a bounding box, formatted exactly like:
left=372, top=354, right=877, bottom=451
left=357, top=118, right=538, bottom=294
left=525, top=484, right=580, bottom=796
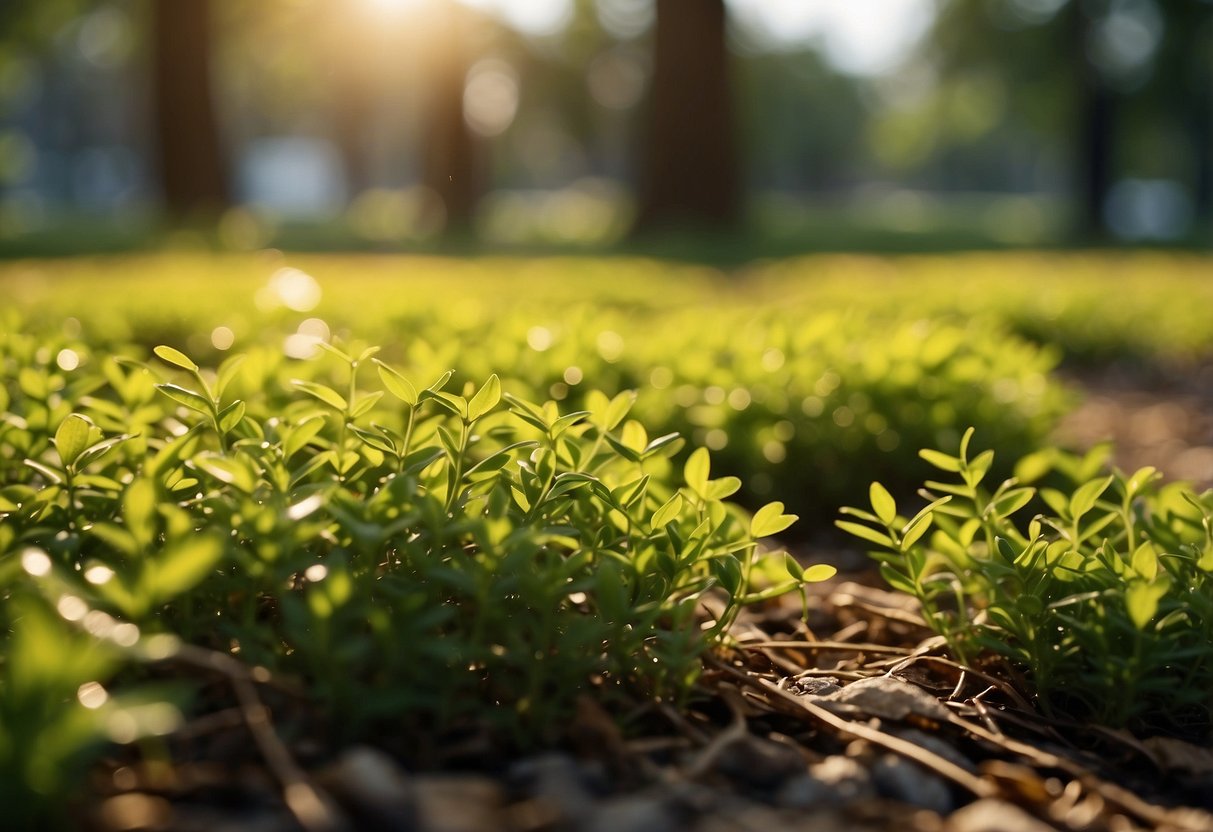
left=729, top=0, right=938, bottom=75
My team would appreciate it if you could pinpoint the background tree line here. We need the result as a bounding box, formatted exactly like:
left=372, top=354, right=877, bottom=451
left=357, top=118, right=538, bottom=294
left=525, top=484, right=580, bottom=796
left=0, top=0, right=1209, bottom=246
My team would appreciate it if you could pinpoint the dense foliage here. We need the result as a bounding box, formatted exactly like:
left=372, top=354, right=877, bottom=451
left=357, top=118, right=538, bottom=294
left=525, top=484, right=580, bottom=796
left=0, top=335, right=835, bottom=826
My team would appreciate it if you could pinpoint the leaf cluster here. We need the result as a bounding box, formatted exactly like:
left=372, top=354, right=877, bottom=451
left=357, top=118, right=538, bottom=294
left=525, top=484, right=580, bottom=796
left=840, top=429, right=1213, bottom=735
left=0, top=335, right=832, bottom=825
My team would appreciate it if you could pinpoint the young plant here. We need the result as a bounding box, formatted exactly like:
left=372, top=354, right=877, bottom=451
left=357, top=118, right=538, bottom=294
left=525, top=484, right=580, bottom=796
left=840, top=429, right=1213, bottom=735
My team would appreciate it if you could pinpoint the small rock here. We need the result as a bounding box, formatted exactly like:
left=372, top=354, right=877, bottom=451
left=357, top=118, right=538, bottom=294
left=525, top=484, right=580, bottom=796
left=776, top=755, right=876, bottom=808
left=871, top=753, right=953, bottom=814
left=508, top=752, right=600, bottom=824
left=713, top=735, right=807, bottom=789
left=788, top=676, right=843, bottom=696
left=818, top=676, right=953, bottom=723
left=893, top=729, right=977, bottom=774
left=945, top=799, right=1057, bottom=832
left=584, top=794, right=682, bottom=832
left=317, top=746, right=417, bottom=831
left=413, top=775, right=505, bottom=832
left=774, top=772, right=835, bottom=809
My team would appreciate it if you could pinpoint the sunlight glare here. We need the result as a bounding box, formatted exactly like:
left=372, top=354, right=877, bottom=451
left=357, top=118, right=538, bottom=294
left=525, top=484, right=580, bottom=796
left=364, top=0, right=424, bottom=15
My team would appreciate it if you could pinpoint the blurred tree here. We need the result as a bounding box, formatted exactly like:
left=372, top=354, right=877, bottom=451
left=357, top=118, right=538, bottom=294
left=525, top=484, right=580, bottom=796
left=150, top=0, right=229, bottom=216
left=1070, top=0, right=1115, bottom=240
left=634, top=0, right=740, bottom=232
left=1144, top=0, right=1213, bottom=221
left=419, top=1, right=481, bottom=232
left=919, top=0, right=1208, bottom=241
left=326, top=8, right=381, bottom=199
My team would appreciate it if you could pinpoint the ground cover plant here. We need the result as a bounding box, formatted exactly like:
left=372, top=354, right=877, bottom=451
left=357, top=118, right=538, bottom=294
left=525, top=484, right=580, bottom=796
left=1, top=251, right=1129, bottom=523
left=0, top=335, right=839, bottom=827
left=4, top=251, right=1213, bottom=830
left=840, top=428, right=1213, bottom=736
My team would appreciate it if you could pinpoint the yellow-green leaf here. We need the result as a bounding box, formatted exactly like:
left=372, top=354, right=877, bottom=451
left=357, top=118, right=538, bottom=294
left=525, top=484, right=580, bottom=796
left=685, top=447, right=710, bottom=497
left=291, top=379, right=348, bottom=411
left=651, top=492, right=684, bottom=528
left=802, top=563, right=837, bottom=582
left=752, top=501, right=797, bottom=538
left=467, top=374, right=501, bottom=422
left=375, top=361, right=418, bottom=406
left=153, top=345, right=198, bottom=372
left=54, top=414, right=92, bottom=467
left=869, top=482, right=896, bottom=525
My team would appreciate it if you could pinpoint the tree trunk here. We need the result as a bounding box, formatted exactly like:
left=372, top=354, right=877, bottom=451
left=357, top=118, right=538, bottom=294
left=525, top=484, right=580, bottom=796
left=1072, top=0, right=1114, bottom=241
left=420, top=4, right=480, bottom=233
left=634, top=0, right=741, bottom=233
left=150, top=0, right=229, bottom=218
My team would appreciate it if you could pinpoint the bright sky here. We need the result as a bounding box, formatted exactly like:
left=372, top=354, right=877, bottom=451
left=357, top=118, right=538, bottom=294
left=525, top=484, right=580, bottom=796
left=453, top=0, right=939, bottom=76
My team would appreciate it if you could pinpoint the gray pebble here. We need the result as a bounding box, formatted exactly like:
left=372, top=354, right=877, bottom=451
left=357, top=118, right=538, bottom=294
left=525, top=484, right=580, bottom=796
left=871, top=753, right=953, bottom=814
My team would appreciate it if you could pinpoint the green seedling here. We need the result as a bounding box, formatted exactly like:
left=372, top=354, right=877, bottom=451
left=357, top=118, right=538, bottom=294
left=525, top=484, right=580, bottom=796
left=841, top=428, right=1213, bottom=735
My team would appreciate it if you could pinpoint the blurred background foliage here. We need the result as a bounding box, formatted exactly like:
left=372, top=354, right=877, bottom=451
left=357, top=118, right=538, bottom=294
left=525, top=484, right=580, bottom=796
left=0, top=0, right=1209, bottom=257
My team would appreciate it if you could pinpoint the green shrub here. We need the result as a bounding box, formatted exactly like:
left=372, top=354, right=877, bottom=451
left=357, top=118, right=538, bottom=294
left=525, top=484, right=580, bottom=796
left=840, top=429, right=1213, bottom=735
left=1, top=337, right=831, bottom=824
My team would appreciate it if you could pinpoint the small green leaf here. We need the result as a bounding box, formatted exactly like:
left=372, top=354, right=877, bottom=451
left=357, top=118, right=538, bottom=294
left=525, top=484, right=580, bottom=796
left=879, top=562, right=917, bottom=594
left=427, top=370, right=454, bottom=392
left=147, top=535, right=222, bottom=603
left=965, top=449, right=995, bottom=486
left=1125, top=467, right=1159, bottom=498
left=1013, top=450, right=1054, bottom=484
left=467, top=374, right=501, bottom=422
left=54, top=414, right=92, bottom=467
left=315, top=341, right=353, bottom=363
left=124, top=478, right=158, bottom=548
left=643, top=432, right=681, bottom=455
left=603, top=390, right=636, bottom=431
left=900, top=511, right=933, bottom=550
left=1070, top=475, right=1114, bottom=521
left=156, top=383, right=212, bottom=414
left=836, top=520, right=894, bottom=549
left=551, top=410, right=591, bottom=437
left=802, top=563, right=837, bottom=582
left=991, top=487, right=1035, bottom=518
left=869, top=482, right=897, bottom=525
left=1131, top=542, right=1159, bottom=581
left=651, top=492, right=684, bottom=528
left=705, top=476, right=741, bottom=501
left=291, top=379, right=348, bottom=411
left=214, top=354, right=246, bottom=400
left=218, top=400, right=246, bottom=433
left=284, top=416, right=326, bottom=458
left=420, top=389, right=465, bottom=418
left=194, top=454, right=257, bottom=493
left=1126, top=576, right=1171, bottom=629
left=783, top=552, right=805, bottom=580
left=350, top=425, right=397, bottom=455
left=685, top=447, right=710, bottom=497
left=752, top=501, right=797, bottom=538
left=603, top=434, right=641, bottom=462
left=375, top=361, right=418, bottom=406
left=350, top=391, right=384, bottom=419
left=959, top=427, right=975, bottom=460
left=153, top=345, right=198, bottom=372
left=919, top=449, right=961, bottom=472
